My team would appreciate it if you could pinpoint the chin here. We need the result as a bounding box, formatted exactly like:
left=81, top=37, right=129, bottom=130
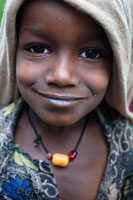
left=43, top=115, right=81, bottom=127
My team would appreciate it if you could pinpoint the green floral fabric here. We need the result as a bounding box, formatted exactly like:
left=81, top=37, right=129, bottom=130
left=1, top=144, right=59, bottom=200
left=0, top=98, right=133, bottom=200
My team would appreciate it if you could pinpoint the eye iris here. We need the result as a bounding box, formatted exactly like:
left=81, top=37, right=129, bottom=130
left=86, top=50, right=98, bottom=58
left=33, top=45, right=45, bottom=53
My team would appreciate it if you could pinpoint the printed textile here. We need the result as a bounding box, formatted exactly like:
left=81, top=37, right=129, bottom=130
left=0, top=99, right=133, bottom=200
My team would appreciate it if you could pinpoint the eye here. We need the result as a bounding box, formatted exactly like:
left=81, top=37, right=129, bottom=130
left=26, top=44, right=50, bottom=54
left=79, top=48, right=104, bottom=60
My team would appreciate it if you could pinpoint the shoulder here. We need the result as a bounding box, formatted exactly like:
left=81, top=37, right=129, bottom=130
left=107, top=109, right=133, bottom=156
left=97, top=102, right=133, bottom=199
left=98, top=101, right=133, bottom=148
left=0, top=98, right=25, bottom=173
left=0, top=98, right=25, bottom=144
left=0, top=98, right=24, bottom=125
left=98, top=101, right=133, bottom=174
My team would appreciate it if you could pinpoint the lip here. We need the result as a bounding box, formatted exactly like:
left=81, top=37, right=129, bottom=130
left=37, top=92, right=87, bottom=107
left=38, top=92, right=86, bottom=100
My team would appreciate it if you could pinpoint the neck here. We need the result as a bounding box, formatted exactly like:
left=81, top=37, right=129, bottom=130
left=28, top=106, right=89, bottom=138
left=26, top=105, right=91, bottom=167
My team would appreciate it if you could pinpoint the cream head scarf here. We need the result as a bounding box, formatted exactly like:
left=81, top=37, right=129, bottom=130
left=0, top=0, right=133, bottom=122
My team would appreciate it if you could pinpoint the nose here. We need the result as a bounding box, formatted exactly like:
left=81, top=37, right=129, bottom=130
left=46, top=54, right=79, bottom=87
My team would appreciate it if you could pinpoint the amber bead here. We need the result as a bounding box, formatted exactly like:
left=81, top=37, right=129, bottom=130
left=47, top=153, right=53, bottom=160
left=52, top=153, right=69, bottom=167
left=68, top=150, right=77, bottom=161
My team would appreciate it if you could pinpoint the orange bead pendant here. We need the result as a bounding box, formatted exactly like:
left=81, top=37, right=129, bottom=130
left=51, top=151, right=77, bottom=167
left=52, top=153, right=69, bottom=167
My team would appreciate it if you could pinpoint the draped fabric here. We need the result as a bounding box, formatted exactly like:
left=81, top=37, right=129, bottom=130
left=0, top=98, right=133, bottom=200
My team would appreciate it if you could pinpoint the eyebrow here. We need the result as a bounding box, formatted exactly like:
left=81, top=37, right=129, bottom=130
left=20, top=28, right=45, bottom=36
left=86, top=34, right=107, bottom=42
left=20, top=28, right=107, bottom=42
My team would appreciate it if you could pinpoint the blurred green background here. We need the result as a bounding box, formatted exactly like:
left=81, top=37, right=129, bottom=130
left=0, top=0, right=6, bottom=21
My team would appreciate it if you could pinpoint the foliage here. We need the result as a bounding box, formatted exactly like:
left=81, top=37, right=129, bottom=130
left=0, top=0, right=6, bottom=22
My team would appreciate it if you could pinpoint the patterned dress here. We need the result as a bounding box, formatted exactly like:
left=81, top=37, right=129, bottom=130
left=0, top=98, right=133, bottom=200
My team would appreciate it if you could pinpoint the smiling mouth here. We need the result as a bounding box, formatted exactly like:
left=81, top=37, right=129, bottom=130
left=37, top=92, right=86, bottom=106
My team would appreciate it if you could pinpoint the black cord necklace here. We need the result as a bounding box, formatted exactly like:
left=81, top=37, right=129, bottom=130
left=26, top=106, right=88, bottom=167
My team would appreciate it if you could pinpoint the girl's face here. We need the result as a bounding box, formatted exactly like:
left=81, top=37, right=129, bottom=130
left=16, top=0, right=112, bottom=126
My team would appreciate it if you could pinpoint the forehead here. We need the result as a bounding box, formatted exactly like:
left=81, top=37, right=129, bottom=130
left=17, top=0, right=106, bottom=39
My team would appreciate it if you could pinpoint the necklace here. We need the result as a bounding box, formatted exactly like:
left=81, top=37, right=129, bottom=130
left=26, top=106, right=88, bottom=167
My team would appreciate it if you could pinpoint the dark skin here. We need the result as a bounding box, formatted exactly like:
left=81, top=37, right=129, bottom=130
left=15, top=0, right=112, bottom=199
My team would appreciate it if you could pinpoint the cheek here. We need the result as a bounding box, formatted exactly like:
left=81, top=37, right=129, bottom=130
left=82, top=67, right=110, bottom=94
left=16, top=59, right=41, bottom=84
left=92, top=70, right=110, bottom=91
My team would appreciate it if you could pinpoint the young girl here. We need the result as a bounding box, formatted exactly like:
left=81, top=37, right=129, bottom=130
left=0, top=0, right=133, bottom=199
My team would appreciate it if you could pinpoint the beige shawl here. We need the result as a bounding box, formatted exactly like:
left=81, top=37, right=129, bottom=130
left=0, top=0, right=133, bottom=122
